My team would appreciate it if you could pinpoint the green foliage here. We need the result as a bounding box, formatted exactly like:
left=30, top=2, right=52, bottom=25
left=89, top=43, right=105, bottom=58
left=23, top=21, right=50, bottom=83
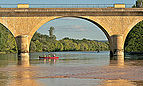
left=125, top=21, right=143, bottom=52
left=30, top=33, right=109, bottom=52
left=49, top=27, right=56, bottom=40
left=136, top=0, right=143, bottom=7
left=137, top=0, right=143, bottom=2
left=0, top=24, right=17, bottom=53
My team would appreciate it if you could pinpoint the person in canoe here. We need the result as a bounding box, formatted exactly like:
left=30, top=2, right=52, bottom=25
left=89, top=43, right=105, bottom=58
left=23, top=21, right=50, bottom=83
left=48, top=54, right=51, bottom=57
left=39, top=53, right=59, bottom=59
left=53, top=54, right=56, bottom=57
left=48, top=53, right=56, bottom=57
left=43, top=54, right=47, bottom=57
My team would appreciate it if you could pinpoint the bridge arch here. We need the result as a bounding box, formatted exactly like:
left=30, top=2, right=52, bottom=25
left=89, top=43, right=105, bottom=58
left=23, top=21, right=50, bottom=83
left=0, top=22, right=16, bottom=40
left=29, top=16, right=112, bottom=52
left=0, top=18, right=18, bottom=37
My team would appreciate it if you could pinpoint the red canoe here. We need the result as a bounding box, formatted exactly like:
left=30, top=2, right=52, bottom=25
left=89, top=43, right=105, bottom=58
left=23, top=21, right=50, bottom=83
left=39, top=56, right=59, bottom=59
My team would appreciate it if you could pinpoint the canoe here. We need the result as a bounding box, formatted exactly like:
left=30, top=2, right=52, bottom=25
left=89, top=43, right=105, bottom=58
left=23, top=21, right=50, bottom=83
left=39, top=56, right=59, bottom=59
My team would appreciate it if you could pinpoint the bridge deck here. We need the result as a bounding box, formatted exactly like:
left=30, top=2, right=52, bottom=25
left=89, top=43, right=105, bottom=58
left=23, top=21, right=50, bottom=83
left=0, top=8, right=143, bottom=16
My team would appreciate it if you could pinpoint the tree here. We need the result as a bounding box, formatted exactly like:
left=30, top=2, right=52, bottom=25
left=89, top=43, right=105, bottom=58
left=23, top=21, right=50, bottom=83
left=34, top=40, right=43, bottom=52
left=48, top=27, right=56, bottom=40
left=136, top=0, right=143, bottom=8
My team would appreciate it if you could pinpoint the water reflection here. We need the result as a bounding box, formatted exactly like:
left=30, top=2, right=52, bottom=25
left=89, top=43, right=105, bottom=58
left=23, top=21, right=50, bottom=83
left=18, top=53, right=30, bottom=67
left=9, top=53, right=43, bottom=86
left=101, top=79, right=136, bottom=86
left=0, top=72, right=8, bottom=86
left=117, top=56, right=124, bottom=67
left=39, top=58, right=58, bottom=64
left=110, top=56, right=124, bottom=67
left=134, top=81, right=143, bottom=86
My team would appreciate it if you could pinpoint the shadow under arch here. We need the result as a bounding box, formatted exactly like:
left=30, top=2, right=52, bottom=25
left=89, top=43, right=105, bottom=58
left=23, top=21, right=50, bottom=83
left=29, top=16, right=112, bottom=53
left=124, top=19, right=143, bottom=55
left=0, top=23, right=17, bottom=53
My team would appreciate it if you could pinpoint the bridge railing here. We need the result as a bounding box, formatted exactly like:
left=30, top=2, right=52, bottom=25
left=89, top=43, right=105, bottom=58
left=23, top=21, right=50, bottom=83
left=0, top=4, right=134, bottom=8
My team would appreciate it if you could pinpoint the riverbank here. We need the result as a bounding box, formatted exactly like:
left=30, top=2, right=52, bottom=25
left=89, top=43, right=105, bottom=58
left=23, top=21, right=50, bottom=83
left=0, top=52, right=6, bottom=54
left=126, top=52, right=143, bottom=55
left=0, top=51, right=17, bottom=55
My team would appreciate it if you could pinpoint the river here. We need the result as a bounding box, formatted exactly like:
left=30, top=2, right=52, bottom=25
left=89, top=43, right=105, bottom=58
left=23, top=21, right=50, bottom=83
left=0, top=51, right=143, bottom=86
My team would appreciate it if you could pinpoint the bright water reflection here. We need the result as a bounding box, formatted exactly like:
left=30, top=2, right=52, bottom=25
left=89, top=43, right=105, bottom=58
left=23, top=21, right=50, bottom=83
left=100, top=79, right=136, bottom=86
left=0, top=51, right=143, bottom=86
left=7, top=53, right=41, bottom=86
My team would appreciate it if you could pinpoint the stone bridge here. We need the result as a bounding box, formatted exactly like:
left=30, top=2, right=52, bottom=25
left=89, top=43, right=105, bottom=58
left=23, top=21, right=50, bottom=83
left=0, top=8, right=143, bottom=59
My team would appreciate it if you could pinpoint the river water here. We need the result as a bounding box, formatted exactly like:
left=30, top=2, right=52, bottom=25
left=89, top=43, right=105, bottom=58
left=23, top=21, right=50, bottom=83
left=0, top=51, right=143, bottom=86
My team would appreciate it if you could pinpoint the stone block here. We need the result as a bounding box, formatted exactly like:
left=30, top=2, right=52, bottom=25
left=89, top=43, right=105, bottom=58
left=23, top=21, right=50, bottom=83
left=17, top=4, right=29, bottom=8
left=114, top=4, right=125, bottom=8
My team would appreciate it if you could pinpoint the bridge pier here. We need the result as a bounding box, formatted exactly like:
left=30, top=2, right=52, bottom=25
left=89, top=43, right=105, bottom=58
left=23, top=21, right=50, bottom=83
left=110, top=35, right=124, bottom=60
left=16, top=35, right=29, bottom=56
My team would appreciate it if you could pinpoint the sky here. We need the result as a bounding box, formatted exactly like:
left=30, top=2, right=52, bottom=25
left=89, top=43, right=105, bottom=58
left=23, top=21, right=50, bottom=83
left=0, top=0, right=136, bottom=4
left=0, top=0, right=137, bottom=40
left=38, top=17, right=107, bottom=40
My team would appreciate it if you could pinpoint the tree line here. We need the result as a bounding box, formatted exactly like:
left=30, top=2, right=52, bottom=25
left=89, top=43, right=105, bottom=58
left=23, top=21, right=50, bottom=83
left=30, top=32, right=109, bottom=52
